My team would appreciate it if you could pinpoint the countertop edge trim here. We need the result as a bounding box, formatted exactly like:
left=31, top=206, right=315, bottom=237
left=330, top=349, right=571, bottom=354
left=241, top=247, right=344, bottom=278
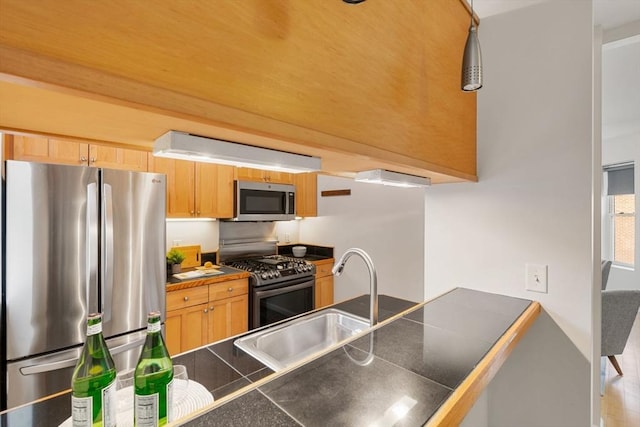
left=425, top=301, right=542, bottom=427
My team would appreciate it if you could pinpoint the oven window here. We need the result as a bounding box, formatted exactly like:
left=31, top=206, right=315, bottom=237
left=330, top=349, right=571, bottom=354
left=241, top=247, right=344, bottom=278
left=259, top=285, right=313, bottom=327
left=241, top=189, right=286, bottom=214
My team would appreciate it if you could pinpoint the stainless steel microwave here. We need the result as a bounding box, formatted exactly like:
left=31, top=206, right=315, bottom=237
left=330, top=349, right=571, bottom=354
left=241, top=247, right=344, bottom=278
left=232, top=180, right=296, bottom=221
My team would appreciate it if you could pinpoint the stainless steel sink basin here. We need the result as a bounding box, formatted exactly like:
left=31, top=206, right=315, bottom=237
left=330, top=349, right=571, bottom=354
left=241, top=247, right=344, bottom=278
left=234, top=308, right=369, bottom=371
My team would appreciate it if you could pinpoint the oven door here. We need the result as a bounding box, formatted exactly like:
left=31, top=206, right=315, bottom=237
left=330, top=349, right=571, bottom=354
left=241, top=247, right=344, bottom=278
left=252, top=277, right=315, bottom=329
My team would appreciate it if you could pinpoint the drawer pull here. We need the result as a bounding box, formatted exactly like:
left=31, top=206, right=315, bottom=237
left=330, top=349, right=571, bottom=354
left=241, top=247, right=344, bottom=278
left=203, top=308, right=208, bottom=313
left=183, top=296, right=189, bottom=302
left=209, top=306, right=214, bottom=311
left=228, top=287, right=234, bottom=292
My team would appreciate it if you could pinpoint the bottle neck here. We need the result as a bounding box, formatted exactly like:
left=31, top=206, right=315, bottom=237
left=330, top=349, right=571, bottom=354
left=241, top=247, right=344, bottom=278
left=147, top=318, right=161, bottom=334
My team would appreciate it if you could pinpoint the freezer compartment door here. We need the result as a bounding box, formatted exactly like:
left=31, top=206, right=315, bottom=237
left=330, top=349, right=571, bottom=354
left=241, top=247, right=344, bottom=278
left=101, top=169, right=166, bottom=338
left=5, top=161, right=99, bottom=360
left=6, top=330, right=147, bottom=409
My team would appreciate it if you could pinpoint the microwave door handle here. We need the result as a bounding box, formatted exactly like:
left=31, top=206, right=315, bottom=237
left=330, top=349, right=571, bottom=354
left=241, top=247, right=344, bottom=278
left=86, top=182, right=99, bottom=314
left=102, top=183, right=114, bottom=323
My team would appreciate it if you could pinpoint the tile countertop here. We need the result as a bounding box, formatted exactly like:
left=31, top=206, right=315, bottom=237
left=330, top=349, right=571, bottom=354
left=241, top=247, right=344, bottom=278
left=0, top=289, right=540, bottom=427
left=183, top=288, right=539, bottom=427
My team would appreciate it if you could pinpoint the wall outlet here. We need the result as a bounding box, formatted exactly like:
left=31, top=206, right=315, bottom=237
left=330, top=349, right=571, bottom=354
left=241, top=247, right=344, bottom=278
left=285, top=233, right=291, bottom=243
left=526, top=263, right=548, bottom=293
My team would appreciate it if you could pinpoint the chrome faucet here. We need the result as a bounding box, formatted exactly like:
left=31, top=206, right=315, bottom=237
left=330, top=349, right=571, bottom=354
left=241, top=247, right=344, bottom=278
left=332, top=248, right=378, bottom=326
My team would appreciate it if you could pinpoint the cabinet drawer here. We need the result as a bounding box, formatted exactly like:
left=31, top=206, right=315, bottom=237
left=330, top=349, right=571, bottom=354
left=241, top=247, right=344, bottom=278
left=209, top=278, right=248, bottom=301
left=167, top=286, right=209, bottom=310
left=313, top=259, right=335, bottom=278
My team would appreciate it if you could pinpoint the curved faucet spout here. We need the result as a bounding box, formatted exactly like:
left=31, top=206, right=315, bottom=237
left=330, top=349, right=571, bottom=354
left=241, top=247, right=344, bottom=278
left=332, top=248, right=378, bottom=326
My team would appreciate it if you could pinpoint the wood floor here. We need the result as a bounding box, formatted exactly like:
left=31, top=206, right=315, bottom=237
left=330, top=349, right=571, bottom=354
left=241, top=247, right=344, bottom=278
left=601, top=313, right=640, bottom=427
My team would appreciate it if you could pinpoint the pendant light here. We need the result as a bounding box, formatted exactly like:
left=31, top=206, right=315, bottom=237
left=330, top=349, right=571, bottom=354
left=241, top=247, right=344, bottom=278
left=461, top=0, right=483, bottom=91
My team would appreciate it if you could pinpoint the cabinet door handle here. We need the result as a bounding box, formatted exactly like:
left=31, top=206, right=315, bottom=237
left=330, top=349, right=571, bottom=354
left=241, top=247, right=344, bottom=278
left=80, top=156, right=87, bottom=163
left=90, top=157, right=96, bottom=163
left=183, top=296, right=189, bottom=302
left=203, top=308, right=208, bottom=313
left=209, top=306, right=214, bottom=311
left=197, top=211, right=201, bottom=215
left=190, top=210, right=195, bottom=216
left=227, top=287, right=233, bottom=292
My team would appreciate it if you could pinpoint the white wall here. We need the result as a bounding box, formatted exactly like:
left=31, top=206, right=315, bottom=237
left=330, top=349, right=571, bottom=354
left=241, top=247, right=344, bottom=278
left=166, top=220, right=219, bottom=252
left=299, top=175, right=425, bottom=303
left=425, top=0, right=593, bottom=425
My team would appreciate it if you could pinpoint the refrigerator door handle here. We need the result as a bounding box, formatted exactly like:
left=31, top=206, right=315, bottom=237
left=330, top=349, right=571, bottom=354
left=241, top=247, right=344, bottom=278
left=102, top=182, right=114, bottom=322
left=19, top=337, right=146, bottom=376
left=20, top=357, right=79, bottom=376
left=87, top=182, right=99, bottom=314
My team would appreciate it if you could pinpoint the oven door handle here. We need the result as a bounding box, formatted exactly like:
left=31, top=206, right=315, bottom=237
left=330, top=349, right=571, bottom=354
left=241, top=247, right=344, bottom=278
left=254, top=279, right=314, bottom=299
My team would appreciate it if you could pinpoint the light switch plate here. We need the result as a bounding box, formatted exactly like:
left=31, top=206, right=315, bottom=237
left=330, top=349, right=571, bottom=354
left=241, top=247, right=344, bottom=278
left=526, top=263, right=548, bottom=293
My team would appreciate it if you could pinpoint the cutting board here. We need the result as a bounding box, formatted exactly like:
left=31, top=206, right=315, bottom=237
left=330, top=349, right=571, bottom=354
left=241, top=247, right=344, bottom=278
left=171, top=245, right=201, bottom=268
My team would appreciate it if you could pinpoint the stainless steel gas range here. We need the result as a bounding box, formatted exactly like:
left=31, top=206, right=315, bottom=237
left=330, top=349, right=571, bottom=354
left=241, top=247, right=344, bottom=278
left=220, top=247, right=316, bottom=330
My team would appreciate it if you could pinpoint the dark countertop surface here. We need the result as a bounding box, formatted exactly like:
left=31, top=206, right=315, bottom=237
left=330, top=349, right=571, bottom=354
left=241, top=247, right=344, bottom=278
left=277, top=244, right=334, bottom=261
left=165, top=265, right=251, bottom=291
left=0, top=289, right=532, bottom=426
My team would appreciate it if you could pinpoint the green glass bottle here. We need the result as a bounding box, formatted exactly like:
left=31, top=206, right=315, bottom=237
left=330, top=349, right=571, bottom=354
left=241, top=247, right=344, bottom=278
left=71, top=313, right=117, bottom=427
left=134, top=311, right=174, bottom=426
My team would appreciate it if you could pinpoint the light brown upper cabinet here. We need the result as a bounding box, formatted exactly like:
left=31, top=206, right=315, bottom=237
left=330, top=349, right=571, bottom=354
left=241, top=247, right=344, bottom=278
left=294, top=173, right=318, bottom=218
left=236, top=167, right=293, bottom=185
left=6, top=134, right=147, bottom=171
left=149, top=155, right=234, bottom=218
left=0, top=1, right=476, bottom=183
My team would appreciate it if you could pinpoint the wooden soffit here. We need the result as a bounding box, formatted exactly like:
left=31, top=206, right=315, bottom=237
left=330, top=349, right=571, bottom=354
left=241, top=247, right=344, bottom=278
left=0, top=0, right=477, bottom=183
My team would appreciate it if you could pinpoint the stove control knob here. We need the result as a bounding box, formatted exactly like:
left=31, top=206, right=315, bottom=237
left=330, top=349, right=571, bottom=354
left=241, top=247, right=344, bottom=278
left=275, top=271, right=281, bottom=277
left=261, top=272, right=268, bottom=280
left=268, top=271, right=275, bottom=278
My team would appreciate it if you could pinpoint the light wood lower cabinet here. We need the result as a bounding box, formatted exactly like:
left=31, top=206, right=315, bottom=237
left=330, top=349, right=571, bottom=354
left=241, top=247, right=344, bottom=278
left=165, top=278, right=248, bottom=356
left=208, top=294, right=249, bottom=343
left=313, top=258, right=334, bottom=309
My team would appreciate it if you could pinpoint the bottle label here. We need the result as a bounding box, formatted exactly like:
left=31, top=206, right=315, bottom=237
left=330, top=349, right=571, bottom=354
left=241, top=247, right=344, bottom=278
left=71, top=395, right=92, bottom=427
left=147, top=321, right=161, bottom=333
left=86, top=322, right=102, bottom=336
left=102, top=379, right=117, bottom=427
left=71, top=378, right=115, bottom=427
left=135, top=392, right=159, bottom=427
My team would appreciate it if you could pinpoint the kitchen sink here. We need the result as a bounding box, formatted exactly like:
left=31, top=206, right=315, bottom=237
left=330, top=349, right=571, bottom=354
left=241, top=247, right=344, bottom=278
left=234, top=308, right=370, bottom=371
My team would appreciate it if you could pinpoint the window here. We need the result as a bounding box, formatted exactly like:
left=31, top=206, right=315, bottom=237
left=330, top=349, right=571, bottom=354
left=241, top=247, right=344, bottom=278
left=604, top=163, right=636, bottom=267
left=610, top=194, right=635, bottom=266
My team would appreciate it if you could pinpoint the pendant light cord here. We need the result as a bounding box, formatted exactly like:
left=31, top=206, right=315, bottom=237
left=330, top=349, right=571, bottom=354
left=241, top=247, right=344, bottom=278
left=470, top=0, right=475, bottom=28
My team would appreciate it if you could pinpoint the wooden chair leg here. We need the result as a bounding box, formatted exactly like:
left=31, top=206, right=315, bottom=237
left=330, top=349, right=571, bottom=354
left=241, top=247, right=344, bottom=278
left=608, top=355, right=624, bottom=376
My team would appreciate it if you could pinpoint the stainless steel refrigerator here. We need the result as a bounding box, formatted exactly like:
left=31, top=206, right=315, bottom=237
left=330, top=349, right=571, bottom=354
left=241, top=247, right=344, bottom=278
left=1, top=160, right=166, bottom=409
